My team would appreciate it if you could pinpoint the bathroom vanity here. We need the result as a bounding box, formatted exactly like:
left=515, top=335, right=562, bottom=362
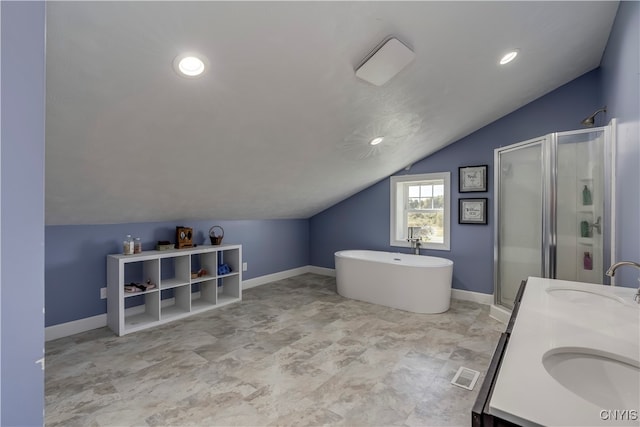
left=473, top=277, right=639, bottom=426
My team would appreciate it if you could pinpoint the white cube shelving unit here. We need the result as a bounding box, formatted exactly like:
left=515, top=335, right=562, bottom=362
left=107, top=244, right=242, bottom=336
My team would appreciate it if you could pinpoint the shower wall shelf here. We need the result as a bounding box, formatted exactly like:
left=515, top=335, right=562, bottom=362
left=577, top=238, right=593, bottom=246
left=107, top=244, right=242, bottom=336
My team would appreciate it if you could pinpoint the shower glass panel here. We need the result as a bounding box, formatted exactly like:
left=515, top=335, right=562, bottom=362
left=494, top=124, right=613, bottom=311
left=555, top=130, right=606, bottom=283
left=495, top=139, right=545, bottom=309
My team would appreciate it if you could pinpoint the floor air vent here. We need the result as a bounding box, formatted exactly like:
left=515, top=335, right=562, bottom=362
left=451, top=366, right=480, bottom=390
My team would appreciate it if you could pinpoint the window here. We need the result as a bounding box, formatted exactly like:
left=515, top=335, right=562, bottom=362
left=390, top=172, right=451, bottom=250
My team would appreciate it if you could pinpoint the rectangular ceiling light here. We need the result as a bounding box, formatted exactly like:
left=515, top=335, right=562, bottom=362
left=355, top=38, right=416, bottom=86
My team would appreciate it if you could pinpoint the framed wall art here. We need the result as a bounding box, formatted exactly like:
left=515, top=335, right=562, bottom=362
left=459, top=198, right=488, bottom=224
left=459, top=165, right=488, bottom=192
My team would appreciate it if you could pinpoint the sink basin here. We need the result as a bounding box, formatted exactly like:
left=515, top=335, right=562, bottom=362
left=546, top=286, right=628, bottom=307
left=543, top=347, right=640, bottom=408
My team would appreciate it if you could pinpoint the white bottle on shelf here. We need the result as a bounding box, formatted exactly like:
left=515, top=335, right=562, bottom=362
left=123, top=235, right=134, bottom=255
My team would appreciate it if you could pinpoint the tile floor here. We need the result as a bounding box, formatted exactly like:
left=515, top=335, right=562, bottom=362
left=45, top=273, right=504, bottom=426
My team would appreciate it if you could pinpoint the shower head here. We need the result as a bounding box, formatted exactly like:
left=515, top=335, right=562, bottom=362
left=580, top=107, right=606, bottom=127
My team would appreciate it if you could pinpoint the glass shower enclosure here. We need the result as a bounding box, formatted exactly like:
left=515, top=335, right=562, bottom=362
left=494, top=123, right=614, bottom=309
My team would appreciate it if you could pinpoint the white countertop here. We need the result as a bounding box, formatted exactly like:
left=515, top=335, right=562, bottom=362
left=490, top=277, right=640, bottom=427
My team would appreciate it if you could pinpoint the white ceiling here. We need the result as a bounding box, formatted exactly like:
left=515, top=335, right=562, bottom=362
left=45, top=1, right=618, bottom=225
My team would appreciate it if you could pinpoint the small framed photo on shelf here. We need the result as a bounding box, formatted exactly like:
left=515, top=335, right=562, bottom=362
left=459, top=198, right=488, bottom=224
left=459, top=165, right=488, bottom=192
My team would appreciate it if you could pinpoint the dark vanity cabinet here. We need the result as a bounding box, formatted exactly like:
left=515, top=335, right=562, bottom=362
left=471, top=280, right=527, bottom=427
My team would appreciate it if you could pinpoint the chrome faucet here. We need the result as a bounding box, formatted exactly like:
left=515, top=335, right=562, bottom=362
left=605, top=261, right=640, bottom=303
left=407, top=227, right=421, bottom=255
left=407, top=238, right=421, bottom=255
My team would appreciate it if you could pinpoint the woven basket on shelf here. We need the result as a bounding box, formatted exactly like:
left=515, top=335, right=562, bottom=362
left=209, top=225, right=224, bottom=245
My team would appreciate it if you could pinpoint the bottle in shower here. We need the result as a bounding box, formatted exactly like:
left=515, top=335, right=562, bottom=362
left=582, top=185, right=592, bottom=205
left=580, top=221, right=590, bottom=238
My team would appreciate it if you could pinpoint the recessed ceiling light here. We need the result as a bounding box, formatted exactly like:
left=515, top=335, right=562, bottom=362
left=499, top=50, right=519, bottom=65
left=370, top=136, right=384, bottom=146
left=173, top=53, right=207, bottom=77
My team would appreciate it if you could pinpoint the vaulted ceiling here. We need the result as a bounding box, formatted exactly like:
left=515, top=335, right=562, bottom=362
left=45, top=1, right=618, bottom=225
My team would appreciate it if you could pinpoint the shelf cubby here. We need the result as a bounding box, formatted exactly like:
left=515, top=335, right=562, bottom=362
left=160, top=255, right=190, bottom=289
left=191, top=279, right=218, bottom=312
left=219, top=248, right=240, bottom=274
left=160, top=286, right=191, bottom=320
left=217, top=274, right=241, bottom=306
left=123, top=291, right=160, bottom=330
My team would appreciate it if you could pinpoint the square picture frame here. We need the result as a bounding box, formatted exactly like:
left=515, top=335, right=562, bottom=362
left=459, top=165, right=488, bottom=192
left=459, top=198, right=488, bottom=224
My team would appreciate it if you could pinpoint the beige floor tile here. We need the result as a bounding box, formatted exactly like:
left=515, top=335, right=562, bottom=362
left=45, top=273, right=503, bottom=426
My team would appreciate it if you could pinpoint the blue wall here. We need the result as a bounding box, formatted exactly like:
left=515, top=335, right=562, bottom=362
left=310, top=69, right=604, bottom=295
left=1, top=1, right=46, bottom=424
left=601, top=0, right=640, bottom=288
left=46, top=219, right=309, bottom=326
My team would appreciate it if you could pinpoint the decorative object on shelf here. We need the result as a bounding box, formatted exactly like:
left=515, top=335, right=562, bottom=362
left=459, top=198, right=488, bottom=224
left=459, top=165, right=488, bottom=192
left=583, top=252, right=593, bottom=270
left=124, top=279, right=156, bottom=293
left=580, top=220, right=591, bottom=238
left=191, top=268, right=208, bottom=279
left=123, top=235, right=134, bottom=255
left=124, top=284, right=140, bottom=293
left=175, top=226, right=194, bottom=249
left=218, top=263, right=231, bottom=275
left=134, top=237, right=142, bottom=254
left=156, top=241, right=173, bottom=251
left=582, top=185, right=592, bottom=205
left=209, top=225, right=224, bottom=245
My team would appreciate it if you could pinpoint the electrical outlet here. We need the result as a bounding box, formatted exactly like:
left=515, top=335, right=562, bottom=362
left=100, top=287, right=107, bottom=299
left=242, top=262, right=247, bottom=272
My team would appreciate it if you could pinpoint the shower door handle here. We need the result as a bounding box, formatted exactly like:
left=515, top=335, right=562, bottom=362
left=590, top=216, right=602, bottom=235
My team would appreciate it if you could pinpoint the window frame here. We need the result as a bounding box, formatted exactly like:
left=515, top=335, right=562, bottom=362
left=390, top=172, right=451, bottom=251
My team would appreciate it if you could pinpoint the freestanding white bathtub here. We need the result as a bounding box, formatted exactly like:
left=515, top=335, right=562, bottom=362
left=335, top=250, right=453, bottom=314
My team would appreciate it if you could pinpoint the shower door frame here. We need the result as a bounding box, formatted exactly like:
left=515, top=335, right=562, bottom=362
left=493, top=136, right=549, bottom=309
left=494, top=121, right=616, bottom=309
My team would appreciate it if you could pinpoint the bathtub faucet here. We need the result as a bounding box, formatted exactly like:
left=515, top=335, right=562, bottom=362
left=407, top=226, right=422, bottom=255
left=408, top=239, right=421, bottom=255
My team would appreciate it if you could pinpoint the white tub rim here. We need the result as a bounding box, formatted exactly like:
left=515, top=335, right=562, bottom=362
left=335, top=249, right=453, bottom=268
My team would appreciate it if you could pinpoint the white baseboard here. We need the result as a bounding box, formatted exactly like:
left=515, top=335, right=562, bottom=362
left=47, top=267, right=312, bottom=341
left=45, top=313, right=107, bottom=342
left=45, top=297, right=198, bottom=341
left=242, top=266, right=311, bottom=289
left=451, top=288, right=493, bottom=305
left=308, top=266, right=336, bottom=277
left=489, top=304, right=511, bottom=324
left=45, top=265, right=494, bottom=340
